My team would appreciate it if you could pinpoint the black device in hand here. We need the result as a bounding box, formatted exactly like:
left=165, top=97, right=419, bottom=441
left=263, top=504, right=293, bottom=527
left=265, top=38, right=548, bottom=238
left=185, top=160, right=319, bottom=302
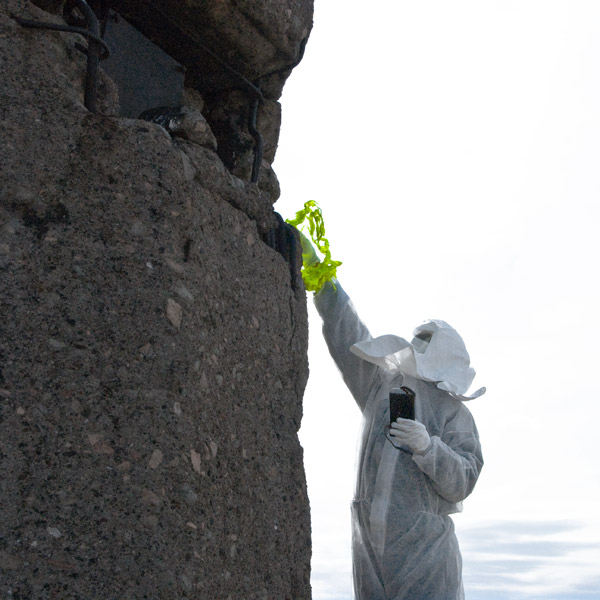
left=389, top=386, right=416, bottom=424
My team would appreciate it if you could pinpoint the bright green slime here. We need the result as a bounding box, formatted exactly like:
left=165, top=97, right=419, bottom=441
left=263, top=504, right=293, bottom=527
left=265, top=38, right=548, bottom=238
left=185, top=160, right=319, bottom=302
left=286, top=200, right=342, bottom=292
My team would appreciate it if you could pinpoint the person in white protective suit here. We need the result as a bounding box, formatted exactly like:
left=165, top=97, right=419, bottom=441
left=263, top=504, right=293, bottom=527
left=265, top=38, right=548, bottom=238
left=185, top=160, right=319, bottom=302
left=311, top=268, right=485, bottom=600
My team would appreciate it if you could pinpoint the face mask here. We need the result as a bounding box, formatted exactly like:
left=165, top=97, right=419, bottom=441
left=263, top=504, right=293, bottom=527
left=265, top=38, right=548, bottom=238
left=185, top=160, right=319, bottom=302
left=411, top=331, right=432, bottom=353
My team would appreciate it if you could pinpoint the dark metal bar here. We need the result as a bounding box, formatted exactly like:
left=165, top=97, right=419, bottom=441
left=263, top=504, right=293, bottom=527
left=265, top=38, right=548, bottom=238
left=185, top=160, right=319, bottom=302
left=13, top=0, right=106, bottom=113
left=246, top=36, right=308, bottom=185
left=74, top=0, right=101, bottom=112
left=248, top=95, right=264, bottom=184
left=12, top=18, right=109, bottom=58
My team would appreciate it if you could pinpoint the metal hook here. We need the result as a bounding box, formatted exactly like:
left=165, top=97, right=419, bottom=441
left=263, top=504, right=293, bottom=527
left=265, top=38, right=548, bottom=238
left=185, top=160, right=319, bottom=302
left=14, top=0, right=106, bottom=112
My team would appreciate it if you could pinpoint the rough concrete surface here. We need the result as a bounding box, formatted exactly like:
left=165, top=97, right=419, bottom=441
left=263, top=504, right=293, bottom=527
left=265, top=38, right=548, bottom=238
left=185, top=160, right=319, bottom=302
left=108, top=0, right=314, bottom=181
left=0, top=2, right=311, bottom=598
left=116, top=0, right=313, bottom=99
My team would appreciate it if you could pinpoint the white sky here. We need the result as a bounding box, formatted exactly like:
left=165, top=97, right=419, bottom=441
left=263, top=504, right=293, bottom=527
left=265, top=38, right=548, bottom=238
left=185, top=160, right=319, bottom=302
left=273, top=2, right=600, bottom=599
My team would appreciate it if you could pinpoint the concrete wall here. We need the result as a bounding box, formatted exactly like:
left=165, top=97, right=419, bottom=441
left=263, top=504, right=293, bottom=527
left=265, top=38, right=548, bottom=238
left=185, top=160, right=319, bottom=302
left=0, top=1, right=312, bottom=598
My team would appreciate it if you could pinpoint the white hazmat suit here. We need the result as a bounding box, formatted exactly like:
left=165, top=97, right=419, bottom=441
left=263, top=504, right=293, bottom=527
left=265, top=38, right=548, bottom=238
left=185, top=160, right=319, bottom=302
left=314, top=279, right=484, bottom=600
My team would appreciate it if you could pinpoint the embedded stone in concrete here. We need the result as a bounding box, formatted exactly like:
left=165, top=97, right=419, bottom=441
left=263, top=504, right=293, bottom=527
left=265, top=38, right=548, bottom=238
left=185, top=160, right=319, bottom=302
left=0, top=2, right=311, bottom=598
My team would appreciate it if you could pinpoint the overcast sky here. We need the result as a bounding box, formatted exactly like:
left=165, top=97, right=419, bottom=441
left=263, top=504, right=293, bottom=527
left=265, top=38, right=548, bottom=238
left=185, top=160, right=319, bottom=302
left=273, top=2, right=600, bottom=599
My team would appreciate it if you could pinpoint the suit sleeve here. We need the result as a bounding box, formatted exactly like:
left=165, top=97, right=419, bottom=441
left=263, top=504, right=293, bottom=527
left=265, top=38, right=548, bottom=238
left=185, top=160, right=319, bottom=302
left=313, top=279, right=379, bottom=412
left=412, top=405, right=483, bottom=504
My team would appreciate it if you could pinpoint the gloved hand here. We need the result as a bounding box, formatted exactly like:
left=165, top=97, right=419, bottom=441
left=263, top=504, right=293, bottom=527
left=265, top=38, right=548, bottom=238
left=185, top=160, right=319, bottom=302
left=389, top=419, right=432, bottom=454
left=298, top=230, right=320, bottom=268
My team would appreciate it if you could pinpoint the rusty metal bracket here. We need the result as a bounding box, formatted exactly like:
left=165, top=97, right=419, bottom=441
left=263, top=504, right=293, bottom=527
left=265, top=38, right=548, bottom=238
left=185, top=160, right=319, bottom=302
left=14, top=2, right=308, bottom=194
left=14, top=0, right=108, bottom=113
left=246, top=37, right=308, bottom=184
left=188, top=36, right=265, bottom=183
left=191, top=35, right=307, bottom=186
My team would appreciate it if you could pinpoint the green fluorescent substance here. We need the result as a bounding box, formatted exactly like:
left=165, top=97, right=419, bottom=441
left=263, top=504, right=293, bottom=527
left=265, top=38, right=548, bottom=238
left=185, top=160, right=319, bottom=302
left=286, top=200, right=342, bottom=292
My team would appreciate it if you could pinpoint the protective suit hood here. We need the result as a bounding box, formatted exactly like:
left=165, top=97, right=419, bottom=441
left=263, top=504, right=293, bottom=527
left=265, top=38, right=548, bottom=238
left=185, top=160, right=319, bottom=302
left=349, top=319, right=486, bottom=401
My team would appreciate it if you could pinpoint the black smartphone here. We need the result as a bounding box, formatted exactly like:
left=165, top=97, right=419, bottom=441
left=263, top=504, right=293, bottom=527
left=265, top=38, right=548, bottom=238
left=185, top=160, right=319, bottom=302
left=389, top=386, right=415, bottom=424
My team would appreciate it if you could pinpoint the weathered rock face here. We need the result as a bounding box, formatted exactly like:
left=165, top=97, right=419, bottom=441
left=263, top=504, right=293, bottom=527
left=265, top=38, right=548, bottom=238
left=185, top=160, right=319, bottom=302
left=0, top=1, right=311, bottom=598
left=115, top=0, right=312, bottom=96
left=111, top=0, right=313, bottom=188
left=27, top=0, right=314, bottom=186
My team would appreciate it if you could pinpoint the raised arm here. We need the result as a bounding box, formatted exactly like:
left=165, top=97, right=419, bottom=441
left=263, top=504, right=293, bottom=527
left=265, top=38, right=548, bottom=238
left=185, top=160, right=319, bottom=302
left=314, top=279, right=379, bottom=412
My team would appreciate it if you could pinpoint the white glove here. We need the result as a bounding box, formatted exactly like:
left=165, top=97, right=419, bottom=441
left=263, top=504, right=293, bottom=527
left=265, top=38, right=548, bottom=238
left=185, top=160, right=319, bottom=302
left=298, top=231, right=319, bottom=268
left=389, top=419, right=431, bottom=454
